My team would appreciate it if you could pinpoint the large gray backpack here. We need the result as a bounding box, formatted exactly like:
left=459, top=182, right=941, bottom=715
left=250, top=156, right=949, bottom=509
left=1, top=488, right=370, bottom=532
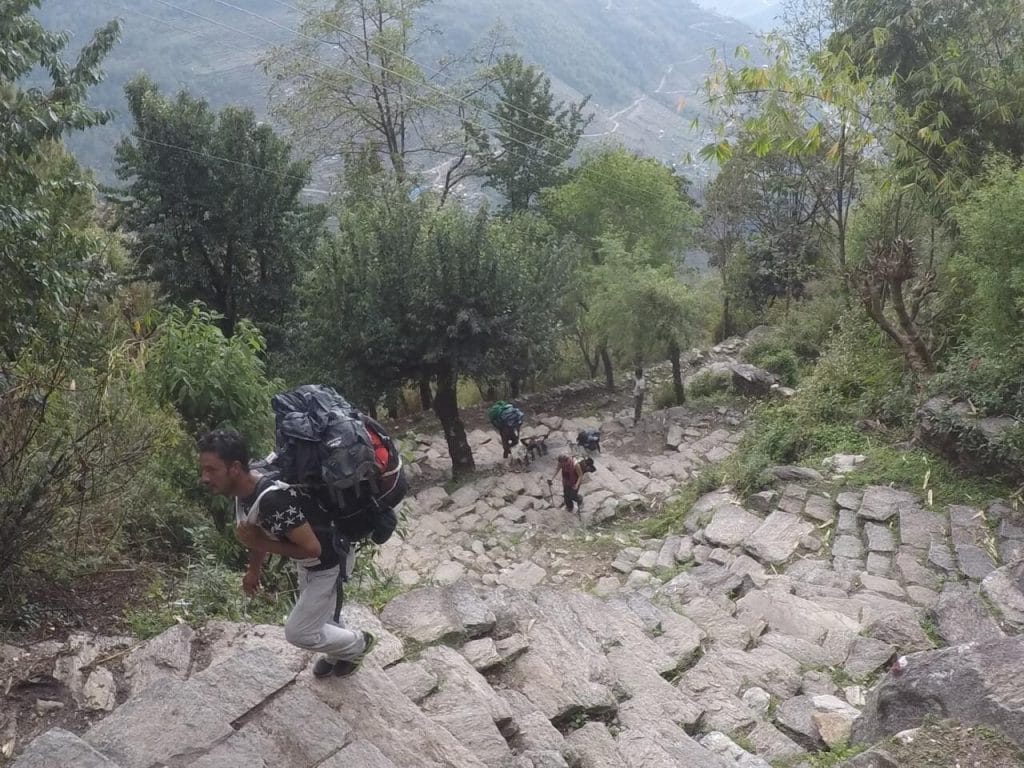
left=269, top=385, right=406, bottom=543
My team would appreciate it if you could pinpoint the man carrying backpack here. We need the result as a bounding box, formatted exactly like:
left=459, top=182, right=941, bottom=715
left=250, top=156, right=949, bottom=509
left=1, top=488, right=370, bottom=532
left=488, top=400, right=524, bottom=459
left=198, top=429, right=376, bottom=679
left=554, top=454, right=586, bottom=514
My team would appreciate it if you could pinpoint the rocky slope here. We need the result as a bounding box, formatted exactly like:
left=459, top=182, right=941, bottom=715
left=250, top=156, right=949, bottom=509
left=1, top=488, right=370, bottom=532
left=8, top=342, right=1024, bottom=767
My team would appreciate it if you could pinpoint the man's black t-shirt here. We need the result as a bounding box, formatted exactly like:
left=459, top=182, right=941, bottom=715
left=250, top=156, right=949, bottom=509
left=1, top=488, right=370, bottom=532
left=236, top=478, right=339, bottom=571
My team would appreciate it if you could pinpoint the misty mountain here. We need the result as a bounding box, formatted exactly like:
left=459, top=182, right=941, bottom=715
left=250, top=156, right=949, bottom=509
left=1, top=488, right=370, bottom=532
left=37, top=0, right=759, bottom=185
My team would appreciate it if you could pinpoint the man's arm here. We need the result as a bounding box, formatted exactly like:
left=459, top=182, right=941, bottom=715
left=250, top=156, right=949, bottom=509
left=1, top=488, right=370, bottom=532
left=236, top=521, right=322, bottom=560
left=242, top=549, right=266, bottom=596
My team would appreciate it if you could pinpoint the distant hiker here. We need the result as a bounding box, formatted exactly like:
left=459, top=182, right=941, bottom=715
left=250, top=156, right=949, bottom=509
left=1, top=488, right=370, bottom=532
left=633, top=367, right=647, bottom=425
left=488, top=400, right=525, bottom=459
left=198, top=428, right=376, bottom=679
left=554, top=454, right=586, bottom=514
left=576, top=428, right=601, bottom=456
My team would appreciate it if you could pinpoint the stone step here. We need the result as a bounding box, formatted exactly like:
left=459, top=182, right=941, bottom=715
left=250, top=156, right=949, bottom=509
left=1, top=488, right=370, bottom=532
left=14, top=729, right=122, bottom=768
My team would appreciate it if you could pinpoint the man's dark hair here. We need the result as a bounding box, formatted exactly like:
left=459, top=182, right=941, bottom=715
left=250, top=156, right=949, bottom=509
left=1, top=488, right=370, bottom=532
left=197, top=428, right=250, bottom=469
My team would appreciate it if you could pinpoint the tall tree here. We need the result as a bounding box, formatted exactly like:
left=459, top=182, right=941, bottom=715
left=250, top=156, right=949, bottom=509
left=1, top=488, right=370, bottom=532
left=702, top=141, right=827, bottom=334
left=1, top=0, right=120, bottom=357
left=591, top=239, right=705, bottom=404
left=115, top=76, right=324, bottom=345
left=543, top=147, right=697, bottom=388
left=474, top=54, right=591, bottom=211
left=298, top=181, right=570, bottom=476
left=262, top=0, right=498, bottom=197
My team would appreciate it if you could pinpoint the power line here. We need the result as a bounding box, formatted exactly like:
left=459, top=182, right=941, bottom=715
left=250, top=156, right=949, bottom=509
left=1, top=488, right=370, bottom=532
left=85, top=4, right=334, bottom=193
left=102, top=0, right=676, bottom=207
left=263, top=0, right=583, bottom=146
left=212, top=0, right=577, bottom=156
left=176, top=0, right=672, bottom=207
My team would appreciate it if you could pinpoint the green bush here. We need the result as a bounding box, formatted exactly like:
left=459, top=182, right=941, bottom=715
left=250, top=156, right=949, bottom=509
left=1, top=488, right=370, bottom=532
left=687, top=370, right=731, bottom=399
left=796, top=316, right=915, bottom=427
left=141, top=304, right=278, bottom=447
left=124, top=557, right=292, bottom=639
left=929, top=342, right=1024, bottom=416
left=744, top=339, right=800, bottom=386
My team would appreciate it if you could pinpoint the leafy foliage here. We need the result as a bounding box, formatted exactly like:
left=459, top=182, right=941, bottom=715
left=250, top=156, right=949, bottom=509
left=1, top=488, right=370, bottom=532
left=543, top=147, right=696, bottom=264
left=833, top=0, right=1024, bottom=197
left=1, top=1, right=120, bottom=356
left=115, top=76, right=323, bottom=347
left=297, top=179, right=571, bottom=473
left=474, top=54, right=591, bottom=211
left=140, top=304, right=277, bottom=445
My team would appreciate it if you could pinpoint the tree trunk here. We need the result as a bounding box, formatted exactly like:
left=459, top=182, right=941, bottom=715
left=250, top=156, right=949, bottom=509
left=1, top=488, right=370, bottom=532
left=576, top=333, right=599, bottom=377
left=509, top=375, right=521, bottom=398
left=716, top=295, right=732, bottom=343
left=384, top=390, right=400, bottom=420
left=599, top=345, right=615, bottom=391
left=418, top=376, right=432, bottom=411
left=669, top=341, right=686, bottom=405
left=433, top=364, right=475, bottom=477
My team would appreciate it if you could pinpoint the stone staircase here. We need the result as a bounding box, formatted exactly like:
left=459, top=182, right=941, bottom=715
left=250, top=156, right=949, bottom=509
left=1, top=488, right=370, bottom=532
left=15, top=474, right=1024, bottom=767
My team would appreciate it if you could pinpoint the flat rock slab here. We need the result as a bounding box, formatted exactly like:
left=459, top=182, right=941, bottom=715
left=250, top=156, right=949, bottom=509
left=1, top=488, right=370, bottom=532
left=312, top=663, right=489, bottom=768
left=955, top=543, right=997, bottom=580
left=381, top=585, right=495, bottom=644
left=84, top=648, right=298, bottom=768
left=737, top=590, right=859, bottom=647
left=122, top=624, right=194, bottom=698
left=858, top=486, right=918, bottom=522
left=864, top=523, right=895, bottom=553
left=898, top=507, right=946, bottom=549
left=981, top=562, right=1024, bottom=630
left=833, top=535, right=864, bottom=560
left=949, top=504, right=986, bottom=546
left=14, top=729, right=121, bottom=768
left=703, top=505, right=764, bottom=549
left=744, top=511, right=814, bottom=565
left=802, top=495, right=835, bottom=524
left=927, top=542, right=957, bottom=572
left=932, top=583, right=1005, bottom=645
left=858, top=573, right=905, bottom=599
left=499, top=561, right=548, bottom=588
left=190, top=687, right=352, bottom=768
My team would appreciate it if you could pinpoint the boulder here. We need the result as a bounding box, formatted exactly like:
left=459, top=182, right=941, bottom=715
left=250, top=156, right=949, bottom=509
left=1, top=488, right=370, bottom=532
left=916, top=397, right=1021, bottom=479
left=730, top=363, right=778, bottom=398
left=852, top=636, right=1024, bottom=750
left=769, top=465, right=824, bottom=484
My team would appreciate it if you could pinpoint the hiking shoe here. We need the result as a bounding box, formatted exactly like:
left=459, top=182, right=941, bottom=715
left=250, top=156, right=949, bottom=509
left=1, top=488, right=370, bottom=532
left=332, top=631, right=377, bottom=678
left=312, top=656, right=338, bottom=678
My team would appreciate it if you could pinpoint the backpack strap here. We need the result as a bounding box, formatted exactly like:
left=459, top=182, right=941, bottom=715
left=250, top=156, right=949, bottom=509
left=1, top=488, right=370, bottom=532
left=235, top=480, right=289, bottom=526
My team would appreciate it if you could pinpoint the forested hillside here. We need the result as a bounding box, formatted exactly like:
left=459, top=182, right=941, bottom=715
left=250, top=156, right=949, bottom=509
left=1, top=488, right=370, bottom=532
left=37, top=0, right=756, bottom=182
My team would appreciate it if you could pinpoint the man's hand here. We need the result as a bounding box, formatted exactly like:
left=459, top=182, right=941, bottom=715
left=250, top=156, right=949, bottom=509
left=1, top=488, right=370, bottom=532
left=242, top=568, right=261, bottom=597
left=235, top=522, right=267, bottom=549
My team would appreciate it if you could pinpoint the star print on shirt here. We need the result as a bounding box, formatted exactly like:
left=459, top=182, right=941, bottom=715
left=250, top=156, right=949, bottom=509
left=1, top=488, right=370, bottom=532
left=265, top=504, right=307, bottom=536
